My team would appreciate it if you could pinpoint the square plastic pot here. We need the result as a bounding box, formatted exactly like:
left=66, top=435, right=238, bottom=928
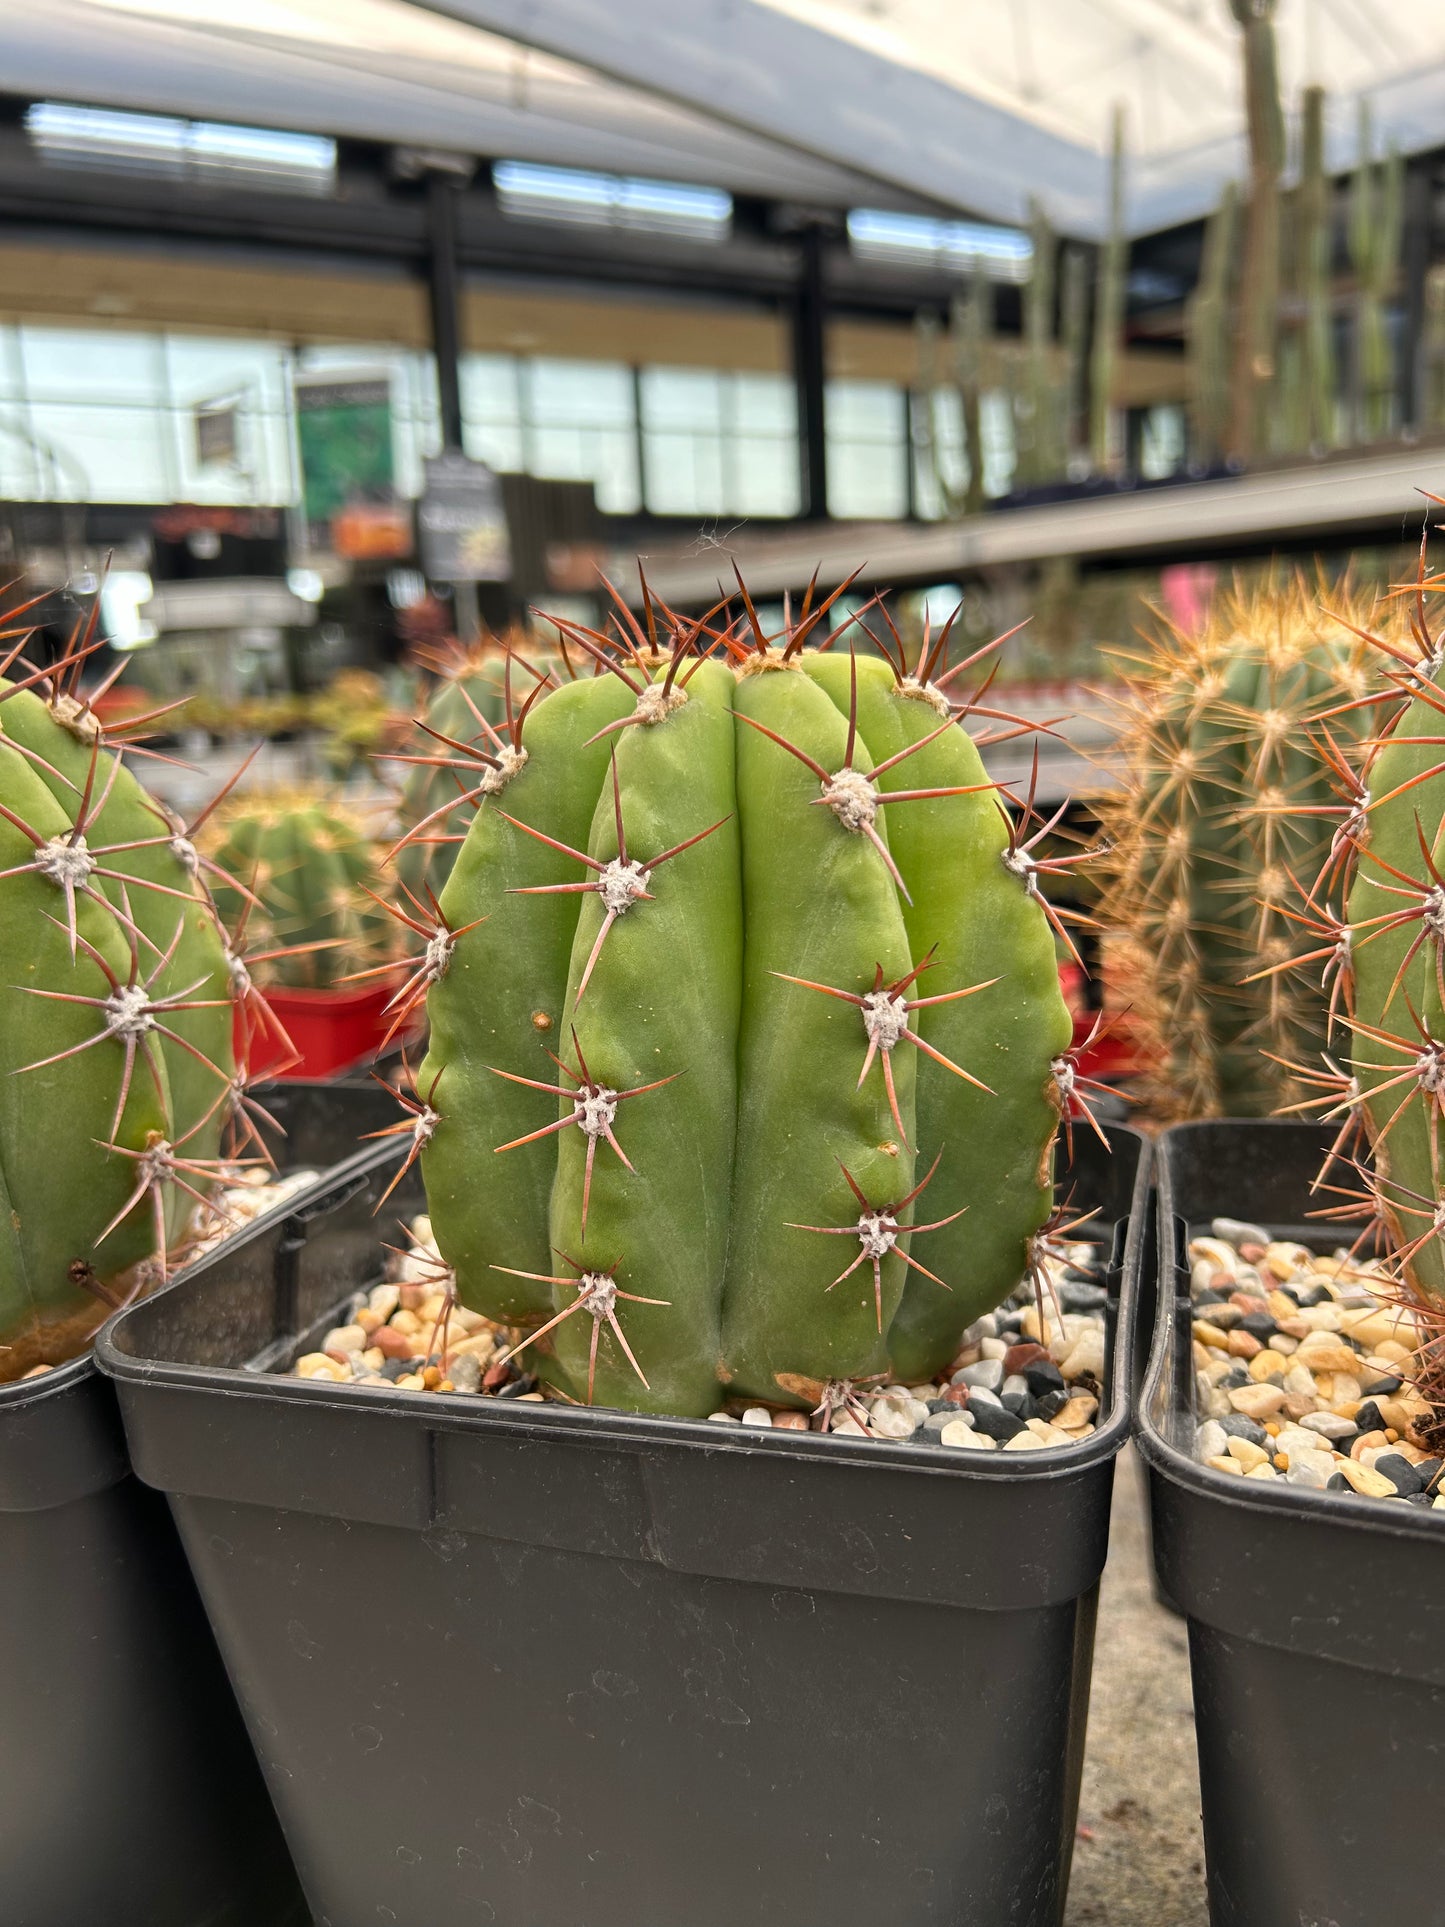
left=0, top=1078, right=390, bottom=1927
left=242, top=978, right=399, bottom=1080
left=1136, top=1120, right=1445, bottom=1927
left=96, top=1125, right=1148, bottom=1927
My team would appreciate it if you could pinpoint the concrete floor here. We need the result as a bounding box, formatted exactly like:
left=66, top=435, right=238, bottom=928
left=1065, top=1446, right=1210, bottom=1927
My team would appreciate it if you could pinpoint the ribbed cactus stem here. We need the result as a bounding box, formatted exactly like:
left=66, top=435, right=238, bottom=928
left=1228, top=0, right=1285, bottom=460
left=1298, top=85, right=1335, bottom=450
left=1090, top=103, right=1127, bottom=472
left=1017, top=197, right=1059, bottom=488
left=951, top=267, right=989, bottom=515
left=0, top=617, right=245, bottom=1377
left=1348, top=101, right=1404, bottom=443
left=1100, top=578, right=1379, bottom=1118
left=1061, top=244, right=1090, bottom=466
left=1190, top=181, right=1240, bottom=465
left=404, top=591, right=1078, bottom=1416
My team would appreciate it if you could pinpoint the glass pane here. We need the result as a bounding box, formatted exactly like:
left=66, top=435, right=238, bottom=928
left=526, top=358, right=633, bottom=428
left=826, top=378, right=907, bottom=519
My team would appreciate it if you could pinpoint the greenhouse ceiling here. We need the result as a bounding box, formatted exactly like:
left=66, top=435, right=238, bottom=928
left=5, top=0, right=1445, bottom=237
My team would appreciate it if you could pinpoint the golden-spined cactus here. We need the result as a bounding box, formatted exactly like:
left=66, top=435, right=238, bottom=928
left=1099, top=576, right=1390, bottom=1118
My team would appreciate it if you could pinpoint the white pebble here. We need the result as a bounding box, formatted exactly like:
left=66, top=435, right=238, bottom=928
left=1195, top=1420, right=1228, bottom=1462
left=939, top=1421, right=996, bottom=1450
left=741, top=1406, right=773, bottom=1428
left=706, top=1411, right=739, bottom=1424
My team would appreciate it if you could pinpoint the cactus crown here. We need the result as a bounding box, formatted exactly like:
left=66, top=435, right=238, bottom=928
left=1099, top=575, right=1386, bottom=1119
left=379, top=576, right=1091, bottom=1419
left=0, top=604, right=282, bottom=1378
left=204, top=790, right=394, bottom=991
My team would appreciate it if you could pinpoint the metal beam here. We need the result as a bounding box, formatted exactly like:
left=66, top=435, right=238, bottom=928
left=629, top=443, right=1445, bottom=605
left=793, top=226, right=828, bottom=519
left=416, top=0, right=1104, bottom=232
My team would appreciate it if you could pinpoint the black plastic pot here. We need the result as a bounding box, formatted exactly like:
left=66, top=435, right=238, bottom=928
left=97, top=1125, right=1147, bottom=1927
left=0, top=1079, right=388, bottom=1927
left=1137, top=1120, right=1445, bottom=1927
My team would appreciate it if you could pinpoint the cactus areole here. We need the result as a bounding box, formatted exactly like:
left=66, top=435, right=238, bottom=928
left=0, top=613, right=259, bottom=1380
left=397, top=586, right=1079, bottom=1418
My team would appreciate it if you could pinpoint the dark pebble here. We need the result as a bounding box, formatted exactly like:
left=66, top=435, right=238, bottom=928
left=1194, top=1287, right=1229, bottom=1306
left=1373, top=1452, right=1423, bottom=1496
left=1035, top=1388, right=1069, bottom=1420
left=1295, top=1284, right=1332, bottom=1308
left=1354, top=1401, right=1385, bottom=1436
left=1061, top=1281, right=1108, bottom=1311
left=1217, top=1414, right=1268, bottom=1446
left=1325, top=1473, right=1351, bottom=1492
left=1272, top=1285, right=1301, bottom=1306
left=1326, top=1428, right=1360, bottom=1455
left=1404, top=1491, right=1435, bottom=1506
left=1238, top=1313, right=1278, bottom=1343
left=379, top=1359, right=413, bottom=1382
left=1218, top=1367, right=1251, bottom=1390
left=495, top=1374, right=538, bottom=1400
left=1362, top=1374, right=1403, bottom=1397
left=1001, top=1391, right=1037, bottom=1419
left=1023, top=1359, right=1066, bottom=1397
left=1415, top=1457, right=1444, bottom=1491
left=969, top=1401, right=1026, bottom=1442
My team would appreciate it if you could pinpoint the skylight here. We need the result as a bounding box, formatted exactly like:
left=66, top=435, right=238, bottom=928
left=25, top=103, right=337, bottom=197
left=848, top=209, right=1033, bottom=282
left=493, top=161, right=732, bottom=244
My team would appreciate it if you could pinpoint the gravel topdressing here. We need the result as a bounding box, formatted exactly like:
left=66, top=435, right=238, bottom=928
left=291, top=1214, right=1114, bottom=1448
left=1189, top=1218, right=1444, bottom=1506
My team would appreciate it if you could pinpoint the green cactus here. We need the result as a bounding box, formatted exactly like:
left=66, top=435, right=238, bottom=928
left=1347, top=102, right=1404, bottom=443
left=1091, top=104, right=1127, bottom=473
left=1228, top=0, right=1285, bottom=460
left=1016, top=197, right=1061, bottom=488
left=1100, top=576, right=1379, bottom=1119
left=1189, top=181, right=1240, bottom=465
left=393, top=592, right=1078, bottom=1417
left=0, top=616, right=240, bottom=1378
left=1337, top=537, right=1445, bottom=1332
left=206, top=791, right=393, bottom=991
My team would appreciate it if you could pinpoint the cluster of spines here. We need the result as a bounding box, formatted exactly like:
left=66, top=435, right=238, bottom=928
left=0, top=595, right=302, bottom=1372
left=374, top=567, right=1101, bottom=1414
left=1265, top=513, right=1445, bottom=1427
left=1099, top=574, right=1376, bottom=1120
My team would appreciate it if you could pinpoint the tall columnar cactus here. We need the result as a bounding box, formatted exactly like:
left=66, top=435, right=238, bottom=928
left=206, top=791, right=394, bottom=990
left=0, top=614, right=245, bottom=1378
left=1090, top=103, right=1127, bottom=473
left=1099, top=577, right=1380, bottom=1118
left=1016, top=198, right=1061, bottom=488
left=1189, top=181, right=1240, bottom=465
left=1347, top=102, right=1404, bottom=444
left=1227, top=0, right=1284, bottom=461
left=386, top=587, right=1082, bottom=1417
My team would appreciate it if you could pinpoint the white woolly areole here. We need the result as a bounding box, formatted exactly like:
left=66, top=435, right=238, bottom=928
left=598, top=857, right=650, bottom=915
left=51, top=694, right=102, bottom=745
left=578, top=1272, right=617, bottom=1317
left=573, top=1085, right=619, bottom=1137
left=105, top=982, right=155, bottom=1038
left=1417, top=1042, right=1445, bottom=1096
left=856, top=1208, right=898, bottom=1261
left=168, top=833, right=200, bottom=876
left=137, top=1137, right=175, bottom=1185
left=1423, top=885, right=1445, bottom=943
left=1002, top=845, right=1038, bottom=891
left=227, top=950, right=253, bottom=999
left=1052, top=1054, right=1076, bottom=1099
left=424, top=926, right=455, bottom=980
left=823, top=766, right=878, bottom=832
left=634, top=684, right=688, bottom=726
left=861, top=989, right=910, bottom=1053
left=412, top=1104, right=440, bottom=1146
left=900, top=675, right=951, bottom=719
left=36, top=834, right=96, bottom=889
left=478, top=744, right=528, bottom=796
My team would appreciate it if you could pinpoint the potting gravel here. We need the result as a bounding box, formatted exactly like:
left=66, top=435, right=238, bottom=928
left=1188, top=1221, right=1444, bottom=1506
left=15, top=1165, right=322, bottom=1380
left=290, top=1213, right=1110, bottom=1446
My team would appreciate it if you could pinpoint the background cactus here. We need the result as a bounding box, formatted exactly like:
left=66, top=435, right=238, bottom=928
left=206, top=791, right=393, bottom=990
left=1347, top=102, right=1404, bottom=444
left=1099, top=577, right=1381, bottom=1118
left=0, top=614, right=241, bottom=1378
left=394, top=590, right=1080, bottom=1418
left=1227, top=0, right=1285, bottom=460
